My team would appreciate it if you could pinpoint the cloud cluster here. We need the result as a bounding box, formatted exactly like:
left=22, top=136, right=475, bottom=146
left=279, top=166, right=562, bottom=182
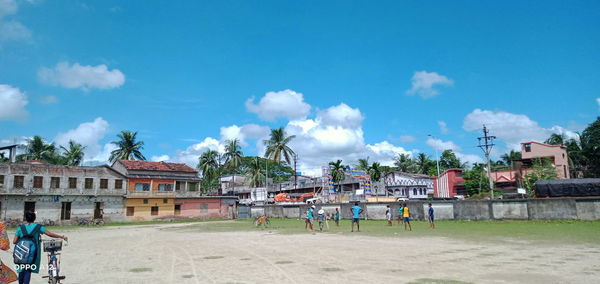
left=438, top=120, right=448, bottom=134
left=0, top=84, right=28, bottom=121
left=38, top=62, right=125, bottom=90
left=245, top=89, right=311, bottom=121
left=463, top=109, right=578, bottom=150
left=54, top=117, right=111, bottom=162
left=426, top=137, right=484, bottom=165
left=406, top=71, right=453, bottom=98
left=172, top=137, right=224, bottom=167
left=0, top=0, right=32, bottom=43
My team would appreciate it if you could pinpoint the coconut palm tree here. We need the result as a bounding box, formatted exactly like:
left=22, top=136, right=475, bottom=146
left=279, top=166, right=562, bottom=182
left=394, top=153, right=415, bottom=173
left=60, top=140, right=86, bottom=166
left=223, top=139, right=243, bottom=191
left=263, top=127, right=296, bottom=164
left=357, top=158, right=370, bottom=171
left=109, top=130, right=146, bottom=163
left=328, top=160, right=346, bottom=195
left=415, top=153, right=432, bottom=175
left=500, top=150, right=522, bottom=168
left=368, top=162, right=382, bottom=182
left=20, top=136, right=57, bottom=162
left=198, top=149, right=222, bottom=193
left=246, top=157, right=264, bottom=187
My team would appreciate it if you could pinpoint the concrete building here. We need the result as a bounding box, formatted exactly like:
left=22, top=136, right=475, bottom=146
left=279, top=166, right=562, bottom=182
left=112, top=160, right=201, bottom=221
left=520, top=141, right=570, bottom=179
left=0, top=161, right=127, bottom=224
left=383, top=172, right=433, bottom=200
left=433, top=169, right=466, bottom=198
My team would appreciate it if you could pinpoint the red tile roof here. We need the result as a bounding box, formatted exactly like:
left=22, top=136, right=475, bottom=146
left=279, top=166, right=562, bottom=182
left=119, top=160, right=197, bottom=173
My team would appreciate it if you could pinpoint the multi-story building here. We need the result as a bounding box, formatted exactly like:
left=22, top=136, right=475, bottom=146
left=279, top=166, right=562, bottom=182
left=433, top=169, right=466, bottom=198
left=520, top=141, right=570, bottom=179
left=0, top=161, right=127, bottom=224
left=383, top=171, right=433, bottom=199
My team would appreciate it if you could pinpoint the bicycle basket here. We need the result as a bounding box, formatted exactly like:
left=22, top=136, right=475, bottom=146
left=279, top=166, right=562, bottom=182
left=42, top=239, right=63, bottom=252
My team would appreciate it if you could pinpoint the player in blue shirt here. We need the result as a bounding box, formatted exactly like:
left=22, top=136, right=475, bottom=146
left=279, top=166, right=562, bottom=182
left=428, top=203, right=435, bottom=229
left=350, top=202, right=363, bottom=232
left=305, top=205, right=315, bottom=231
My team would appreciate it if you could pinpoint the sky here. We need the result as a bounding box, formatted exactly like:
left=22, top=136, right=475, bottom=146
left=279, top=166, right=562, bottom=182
left=1, top=0, right=599, bottom=176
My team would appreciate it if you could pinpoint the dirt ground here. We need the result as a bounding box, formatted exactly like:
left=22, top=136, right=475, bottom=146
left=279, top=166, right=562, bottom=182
left=1, top=222, right=599, bottom=284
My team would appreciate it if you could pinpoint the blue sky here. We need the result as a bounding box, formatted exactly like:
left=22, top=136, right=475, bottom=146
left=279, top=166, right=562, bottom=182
left=1, top=0, right=599, bottom=175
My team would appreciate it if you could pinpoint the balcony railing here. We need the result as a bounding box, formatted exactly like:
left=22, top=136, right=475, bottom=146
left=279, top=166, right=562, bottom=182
left=126, top=190, right=176, bottom=198
left=0, top=187, right=126, bottom=196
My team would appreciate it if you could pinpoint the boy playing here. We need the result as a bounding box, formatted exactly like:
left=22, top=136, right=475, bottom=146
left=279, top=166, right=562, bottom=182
left=14, top=211, right=67, bottom=284
left=334, top=208, right=340, bottom=227
left=402, top=203, right=412, bottom=231
left=397, top=204, right=404, bottom=225
left=351, top=202, right=363, bottom=232
left=428, top=203, right=435, bottom=229
left=385, top=205, right=392, bottom=226
left=305, top=205, right=315, bottom=231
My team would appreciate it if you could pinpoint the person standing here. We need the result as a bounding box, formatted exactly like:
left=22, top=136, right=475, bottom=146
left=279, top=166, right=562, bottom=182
left=334, top=208, right=340, bottom=227
left=397, top=203, right=404, bottom=225
left=351, top=202, right=363, bottom=232
left=317, top=209, right=326, bottom=232
left=402, top=203, right=412, bottom=231
left=385, top=205, right=392, bottom=226
left=428, top=203, right=435, bottom=229
left=305, top=205, right=315, bottom=231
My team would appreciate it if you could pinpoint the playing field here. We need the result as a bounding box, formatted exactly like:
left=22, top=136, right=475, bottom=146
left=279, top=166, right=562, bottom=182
left=1, top=219, right=599, bottom=284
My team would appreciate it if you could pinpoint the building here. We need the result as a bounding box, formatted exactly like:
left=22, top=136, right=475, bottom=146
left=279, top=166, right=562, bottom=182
left=520, top=141, right=570, bottom=179
left=433, top=169, right=466, bottom=198
left=0, top=161, right=127, bottom=224
left=111, top=160, right=201, bottom=221
left=383, top=171, right=433, bottom=199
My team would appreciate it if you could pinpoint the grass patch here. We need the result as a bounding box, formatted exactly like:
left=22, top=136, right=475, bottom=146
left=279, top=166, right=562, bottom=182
left=322, top=267, right=343, bottom=272
left=171, top=218, right=600, bottom=244
left=407, top=278, right=472, bottom=284
left=182, top=275, right=194, bottom=278
left=129, top=267, right=152, bottom=273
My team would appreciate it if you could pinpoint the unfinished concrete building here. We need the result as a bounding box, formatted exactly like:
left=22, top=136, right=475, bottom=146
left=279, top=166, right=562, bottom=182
left=0, top=161, right=127, bottom=224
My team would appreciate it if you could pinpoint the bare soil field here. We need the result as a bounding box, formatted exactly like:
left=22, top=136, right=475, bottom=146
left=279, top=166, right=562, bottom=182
left=1, top=221, right=599, bottom=284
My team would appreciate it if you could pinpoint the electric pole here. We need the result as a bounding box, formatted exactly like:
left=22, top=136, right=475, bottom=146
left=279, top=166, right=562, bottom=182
left=477, top=125, right=496, bottom=199
left=293, top=153, right=298, bottom=191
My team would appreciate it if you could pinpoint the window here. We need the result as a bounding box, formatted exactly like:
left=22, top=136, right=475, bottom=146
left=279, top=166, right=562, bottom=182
left=187, top=182, right=197, bottom=192
left=151, top=206, right=159, bottom=216
left=524, top=143, right=531, bottom=152
left=68, top=177, right=77, bottom=189
left=126, top=207, right=135, bottom=216
left=0, top=175, right=4, bottom=188
left=143, top=199, right=148, bottom=204
left=100, top=179, right=108, bottom=189
left=135, top=183, right=150, bottom=191
left=163, top=198, right=168, bottom=204
left=158, top=184, right=173, bottom=191
left=14, top=175, right=24, bottom=188
left=85, top=178, right=93, bottom=189
left=175, top=181, right=184, bottom=191
left=413, top=188, right=417, bottom=195
left=33, top=176, right=43, bottom=189
left=50, top=177, right=60, bottom=189
left=23, top=202, right=35, bottom=220
left=60, top=202, right=71, bottom=220
left=115, top=179, right=123, bottom=189
left=174, top=204, right=181, bottom=215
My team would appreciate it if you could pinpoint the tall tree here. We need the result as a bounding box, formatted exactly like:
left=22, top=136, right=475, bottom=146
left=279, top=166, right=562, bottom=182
left=246, top=157, right=264, bottom=187
left=415, top=153, right=434, bottom=175
left=394, top=154, right=416, bottom=173
left=328, top=160, right=346, bottom=194
left=20, top=136, right=57, bottom=162
left=368, top=162, right=382, bottom=182
left=439, top=150, right=464, bottom=171
left=581, top=117, right=600, bottom=177
left=60, top=140, right=86, bottom=166
left=197, top=150, right=222, bottom=193
left=109, top=130, right=146, bottom=163
left=263, top=127, right=296, bottom=164
left=223, top=139, right=243, bottom=192
left=356, top=158, right=370, bottom=171
left=545, top=133, right=566, bottom=146
left=500, top=150, right=522, bottom=168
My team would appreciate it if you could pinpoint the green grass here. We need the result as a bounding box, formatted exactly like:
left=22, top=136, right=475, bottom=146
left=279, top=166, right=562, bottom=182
left=129, top=267, right=153, bottom=273
left=170, top=218, right=600, bottom=244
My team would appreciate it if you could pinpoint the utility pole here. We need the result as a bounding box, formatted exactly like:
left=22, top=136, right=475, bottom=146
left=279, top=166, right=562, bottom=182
left=477, top=125, right=496, bottom=199
left=293, top=153, right=298, bottom=191
left=427, top=134, right=441, bottom=178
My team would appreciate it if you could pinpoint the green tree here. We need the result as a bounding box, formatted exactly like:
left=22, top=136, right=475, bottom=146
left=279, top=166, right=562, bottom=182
left=500, top=150, right=521, bottom=168
left=264, top=127, right=296, bottom=164
left=368, top=162, right=382, bottom=182
left=523, top=158, right=558, bottom=197
left=60, top=140, right=86, bottom=166
left=109, top=130, right=146, bottom=163
left=223, top=139, right=243, bottom=192
left=581, top=117, right=600, bottom=177
left=246, top=157, right=264, bottom=187
left=439, top=150, right=464, bottom=171
left=415, top=153, right=434, bottom=175
left=20, top=136, right=57, bottom=162
left=463, top=163, right=490, bottom=196
left=329, top=160, right=346, bottom=193
left=197, top=150, right=222, bottom=193
left=545, top=133, right=566, bottom=146
left=394, top=154, right=417, bottom=173
left=356, top=158, right=370, bottom=171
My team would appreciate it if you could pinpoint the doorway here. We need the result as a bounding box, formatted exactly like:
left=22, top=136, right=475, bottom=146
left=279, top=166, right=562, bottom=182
left=94, top=202, right=104, bottom=219
left=23, top=201, right=35, bottom=220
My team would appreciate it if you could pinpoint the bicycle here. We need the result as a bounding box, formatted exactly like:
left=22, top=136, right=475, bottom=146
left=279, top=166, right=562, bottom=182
left=41, top=239, right=66, bottom=284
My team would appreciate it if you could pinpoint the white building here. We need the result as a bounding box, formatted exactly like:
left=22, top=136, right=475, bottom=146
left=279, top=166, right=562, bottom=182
left=383, top=172, right=433, bottom=199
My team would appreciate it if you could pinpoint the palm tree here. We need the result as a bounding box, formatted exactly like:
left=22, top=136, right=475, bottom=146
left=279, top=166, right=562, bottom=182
left=329, top=160, right=346, bottom=196
left=60, top=140, right=86, bottom=166
left=263, top=127, right=296, bottom=164
left=109, top=130, right=146, bottom=163
left=21, top=136, right=57, bottom=162
left=394, top=153, right=415, bottom=173
left=500, top=150, right=522, bottom=168
left=246, top=157, right=264, bottom=187
left=357, top=158, right=370, bottom=171
left=415, top=153, right=431, bottom=175
left=198, top=150, right=222, bottom=193
left=223, top=139, right=243, bottom=192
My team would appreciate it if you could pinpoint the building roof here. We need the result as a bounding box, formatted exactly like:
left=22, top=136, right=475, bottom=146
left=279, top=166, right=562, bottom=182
left=118, top=160, right=197, bottom=173
left=521, top=141, right=567, bottom=149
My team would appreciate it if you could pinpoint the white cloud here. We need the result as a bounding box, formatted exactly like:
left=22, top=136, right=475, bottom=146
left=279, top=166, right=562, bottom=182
left=38, top=95, right=58, bottom=104
left=317, top=103, right=364, bottom=129
left=438, top=120, right=448, bottom=134
left=426, top=137, right=483, bottom=165
left=54, top=117, right=110, bottom=162
left=38, top=62, right=125, bottom=90
left=406, top=71, right=453, bottom=98
left=597, top=98, right=600, bottom=108
left=463, top=109, right=577, bottom=150
left=0, top=0, right=32, bottom=43
left=0, top=84, right=28, bottom=121
left=245, top=89, right=311, bottom=121
left=399, top=135, right=416, bottom=143
left=219, top=124, right=270, bottom=146
left=151, top=155, right=170, bottom=162
left=172, top=137, right=224, bottom=167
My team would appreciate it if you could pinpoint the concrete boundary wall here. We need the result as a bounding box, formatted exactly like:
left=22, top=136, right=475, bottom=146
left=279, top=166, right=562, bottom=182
left=250, top=198, right=600, bottom=221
